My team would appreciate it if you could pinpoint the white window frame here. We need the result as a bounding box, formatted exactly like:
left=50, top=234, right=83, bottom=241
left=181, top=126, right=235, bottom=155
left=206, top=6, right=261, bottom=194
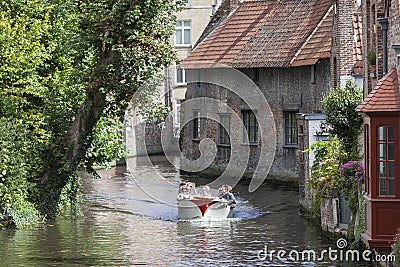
left=175, top=20, right=191, bottom=46
left=175, top=62, right=186, bottom=85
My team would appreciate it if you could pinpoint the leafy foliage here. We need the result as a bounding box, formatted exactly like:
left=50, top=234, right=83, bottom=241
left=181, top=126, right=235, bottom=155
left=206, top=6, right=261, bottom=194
left=0, top=0, right=83, bottom=226
left=321, top=80, right=363, bottom=160
left=0, top=0, right=182, bottom=227
left=306, top=135, right=345, bottom=190
left=84, top=115, right=126, bottom=173
left=393, top=228, right=400, bottom=265
left=129, top=74, right=170, bottom=127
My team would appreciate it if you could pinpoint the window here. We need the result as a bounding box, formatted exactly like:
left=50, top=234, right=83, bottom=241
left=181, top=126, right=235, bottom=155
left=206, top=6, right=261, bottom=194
left=242, top=110, right=258, bottom=143
left=175, top=62, right=186, bottom=85
left=378, top=125, right=395, bottom=196
left=218, top=114, right=230, bottom=145
left=285, top=112, right=298, bottom=146
left=253, top=68, right=259, bottom=84
left=175, top=20, right=191, bottom=46
left=193, top=110, right=200, bottom=139
left=311, top=64, right=317, bottom=83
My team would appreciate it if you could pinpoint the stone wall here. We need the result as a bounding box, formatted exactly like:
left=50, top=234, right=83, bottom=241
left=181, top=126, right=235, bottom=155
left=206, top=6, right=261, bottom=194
left=320, top=195, right=340, bottom=232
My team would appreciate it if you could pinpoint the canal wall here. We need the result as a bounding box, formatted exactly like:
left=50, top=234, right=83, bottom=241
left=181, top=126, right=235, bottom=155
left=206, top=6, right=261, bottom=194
left=125, top=115, right=178, bottom=157
left=180, top=162, right=299, bottom=187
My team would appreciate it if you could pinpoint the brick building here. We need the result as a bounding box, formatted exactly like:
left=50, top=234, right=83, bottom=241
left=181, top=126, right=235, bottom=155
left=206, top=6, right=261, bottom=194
left=181, top=0, right=333, bottom=185
left=358, top=0, right=400, bottom=249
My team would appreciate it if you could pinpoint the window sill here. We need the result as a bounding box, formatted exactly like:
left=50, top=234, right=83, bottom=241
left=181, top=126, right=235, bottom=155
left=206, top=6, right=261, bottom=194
left=175, top=83, right=187, bottom=87
left=364, top=195, right=399, bottom=201
left=283, top=145, right=298, bottom=149
left=217, top=143, right=231, bottom=147
left=175, top=44, right=192, bottom=48
left=241, top=143, right=259, bottom=146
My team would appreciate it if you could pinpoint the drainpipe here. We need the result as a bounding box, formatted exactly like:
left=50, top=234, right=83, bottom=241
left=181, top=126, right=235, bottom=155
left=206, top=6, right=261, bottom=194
left=164, top=65, right=171, bottom=110
left=377, top=18, right=388, bottom=75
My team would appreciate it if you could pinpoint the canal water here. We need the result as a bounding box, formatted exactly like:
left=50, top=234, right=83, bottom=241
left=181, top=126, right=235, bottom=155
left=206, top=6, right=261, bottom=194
left=1, top=155, right=369, bottom=266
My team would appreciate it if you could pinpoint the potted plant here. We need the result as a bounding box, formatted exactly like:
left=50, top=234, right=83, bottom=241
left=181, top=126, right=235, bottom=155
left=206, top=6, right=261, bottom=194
left=366, top=48, right=376, bottom=75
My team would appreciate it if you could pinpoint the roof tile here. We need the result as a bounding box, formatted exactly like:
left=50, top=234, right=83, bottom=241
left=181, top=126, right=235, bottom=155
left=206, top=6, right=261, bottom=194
left=356, top=69, right=400, bottom=113
left=184, top=0, right=332, bottom=68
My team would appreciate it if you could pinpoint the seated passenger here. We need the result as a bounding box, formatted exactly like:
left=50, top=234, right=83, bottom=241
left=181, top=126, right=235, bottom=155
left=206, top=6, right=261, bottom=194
left=179, top=181, right=187, bottom=190
left=220, top=185, right=236, bottom=207
left=200, top=185, right=211, bottom=197
left=187, top=182, right=197, bottom=196
left=218, top=187, right=224, bottom=197
left=177, top=186, right=190, bottom=200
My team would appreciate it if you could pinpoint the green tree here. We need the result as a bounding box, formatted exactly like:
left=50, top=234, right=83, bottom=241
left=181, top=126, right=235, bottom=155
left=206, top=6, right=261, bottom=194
left=0, top=0, right=182, bottom=227
left=321, top=80, right=363, bottom=160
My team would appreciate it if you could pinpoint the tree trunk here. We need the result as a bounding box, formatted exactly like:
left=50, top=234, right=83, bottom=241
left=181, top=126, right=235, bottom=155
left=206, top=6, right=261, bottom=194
left=63, top=88, right=107, bottom=170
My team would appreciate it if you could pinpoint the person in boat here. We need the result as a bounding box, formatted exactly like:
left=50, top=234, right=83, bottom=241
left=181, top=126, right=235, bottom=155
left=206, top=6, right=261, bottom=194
left=179, top=181, right=187, bottom=191
left=218, top=187, right=224, bottom=197
left=187, top=181, right=197, bottom=196
left=220, top=185, right=236, bottom=207
left=177, top=185, right=191, bottom=200
left=200, top=185, right=211, bottom=197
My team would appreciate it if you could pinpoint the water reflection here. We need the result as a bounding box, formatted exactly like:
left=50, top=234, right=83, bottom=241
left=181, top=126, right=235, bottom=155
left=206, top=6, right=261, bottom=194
left=0, top=155, right=371, bottom=266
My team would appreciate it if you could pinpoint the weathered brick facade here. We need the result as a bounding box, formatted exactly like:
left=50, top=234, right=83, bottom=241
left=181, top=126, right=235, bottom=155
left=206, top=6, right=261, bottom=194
left=331, top=0, right=358, bottom=88
left=361, top=0, right=399, bottom=95
left=181, top=60, right=331, bottom=183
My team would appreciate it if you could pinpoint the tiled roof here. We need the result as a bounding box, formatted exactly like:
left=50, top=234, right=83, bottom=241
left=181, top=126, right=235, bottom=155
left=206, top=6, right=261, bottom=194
left=353, top=10, right=363, bottom=75
left=184, top=1, right=275, bottom=67
left=356, top=69, right=400, bottom=113
left=290, top=5, right=333, bottom=67
left=184, top=0, right=332, bottom=69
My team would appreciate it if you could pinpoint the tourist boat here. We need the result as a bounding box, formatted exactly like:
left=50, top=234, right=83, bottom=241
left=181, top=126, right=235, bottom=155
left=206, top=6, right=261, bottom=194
left=177, top=195, right=231, bottom=220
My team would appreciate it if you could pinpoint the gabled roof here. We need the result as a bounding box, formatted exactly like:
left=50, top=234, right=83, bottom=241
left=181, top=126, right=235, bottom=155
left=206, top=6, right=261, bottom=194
left=184, top=0, right=333, bottom=69
left=356, top=69, right=400, bottom=113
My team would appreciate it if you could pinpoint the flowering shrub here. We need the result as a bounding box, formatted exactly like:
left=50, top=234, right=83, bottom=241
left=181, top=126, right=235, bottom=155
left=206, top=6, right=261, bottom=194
left=339, top=160, right=365, bottom=213
left=339, top=161, right=365, bottom=187
left=310, top=158, right=340, bottom=189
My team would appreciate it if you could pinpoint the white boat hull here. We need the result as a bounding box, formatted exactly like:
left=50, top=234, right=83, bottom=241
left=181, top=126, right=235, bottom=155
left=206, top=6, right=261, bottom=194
left=178, top=197, right=231, bottom=220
